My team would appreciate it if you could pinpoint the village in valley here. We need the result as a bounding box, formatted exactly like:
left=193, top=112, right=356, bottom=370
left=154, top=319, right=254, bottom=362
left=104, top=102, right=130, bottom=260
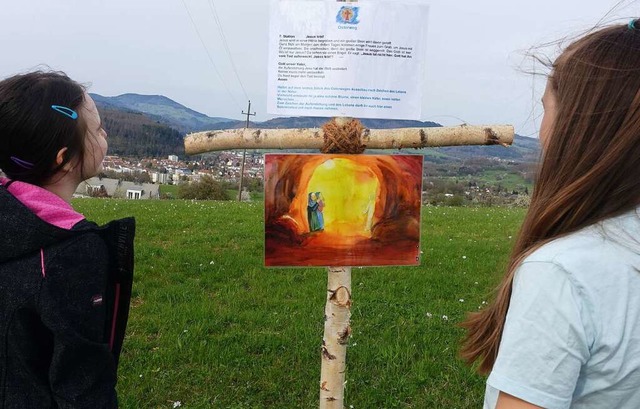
left=72, top=148, right=534, bottom=207
left=62, top=75, right=539, bottom=206
left=77, top=151, right=265, bottom=200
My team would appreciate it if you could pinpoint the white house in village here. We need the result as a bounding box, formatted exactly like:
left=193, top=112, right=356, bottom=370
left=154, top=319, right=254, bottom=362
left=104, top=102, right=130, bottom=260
left=151, top=172, right=169, bottom=184
left=75, top=177, right=160, bottom=200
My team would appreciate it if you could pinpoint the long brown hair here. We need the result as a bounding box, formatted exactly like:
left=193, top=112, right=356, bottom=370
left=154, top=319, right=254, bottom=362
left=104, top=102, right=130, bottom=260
left=460, top=22, right=640, bottom=374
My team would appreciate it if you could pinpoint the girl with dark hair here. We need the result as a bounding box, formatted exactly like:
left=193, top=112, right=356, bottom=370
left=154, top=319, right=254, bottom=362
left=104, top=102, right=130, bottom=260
left=0, top=70, right=135, bottom=408
left=461, top=20, right=640, bottom=409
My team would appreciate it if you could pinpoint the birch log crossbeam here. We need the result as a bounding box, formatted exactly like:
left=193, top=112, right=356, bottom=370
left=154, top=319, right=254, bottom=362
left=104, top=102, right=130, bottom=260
left=183, top=124, right=514, bottom=154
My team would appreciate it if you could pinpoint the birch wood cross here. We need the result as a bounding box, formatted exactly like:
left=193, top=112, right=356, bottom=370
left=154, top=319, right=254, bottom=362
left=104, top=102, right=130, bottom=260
left=184, top=124, right=514, bottom=154
left=184, top=121, right=514, bottom=409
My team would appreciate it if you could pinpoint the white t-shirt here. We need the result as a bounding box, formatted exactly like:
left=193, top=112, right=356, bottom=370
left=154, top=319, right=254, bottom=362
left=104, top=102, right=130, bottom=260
left=484, top=208, right=640, bottom=409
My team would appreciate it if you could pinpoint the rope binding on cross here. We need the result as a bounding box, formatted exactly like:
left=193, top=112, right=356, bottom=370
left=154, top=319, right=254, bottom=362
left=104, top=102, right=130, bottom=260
left=321, top=118, right=366, bottom=154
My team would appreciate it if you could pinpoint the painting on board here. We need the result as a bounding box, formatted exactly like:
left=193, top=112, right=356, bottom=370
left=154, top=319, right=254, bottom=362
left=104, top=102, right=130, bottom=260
left=264, top=154, right=423, bottom=267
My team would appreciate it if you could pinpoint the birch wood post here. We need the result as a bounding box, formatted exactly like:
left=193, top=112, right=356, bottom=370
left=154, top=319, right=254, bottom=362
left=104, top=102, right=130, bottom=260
left=320, top=266, right=351, bottom=408
left=319, top=116, right=354, bottom=409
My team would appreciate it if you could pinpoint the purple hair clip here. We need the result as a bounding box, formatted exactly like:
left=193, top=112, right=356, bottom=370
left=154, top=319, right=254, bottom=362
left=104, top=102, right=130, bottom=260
left=51, top=105, right=78, bottom=120
left=10, top=156, right=34, bottom=169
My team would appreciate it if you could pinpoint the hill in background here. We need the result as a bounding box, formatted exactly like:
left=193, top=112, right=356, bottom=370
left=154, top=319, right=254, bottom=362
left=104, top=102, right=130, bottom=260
left=90, top=93, right=231, bottom=133
left=92, top=93, right=540, bottom=162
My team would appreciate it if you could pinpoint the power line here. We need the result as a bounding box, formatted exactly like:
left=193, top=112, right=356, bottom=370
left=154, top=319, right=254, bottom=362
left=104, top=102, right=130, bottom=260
left=208, top=0, right=249, bottom=101
left=180, top=0, right=242, bottom=110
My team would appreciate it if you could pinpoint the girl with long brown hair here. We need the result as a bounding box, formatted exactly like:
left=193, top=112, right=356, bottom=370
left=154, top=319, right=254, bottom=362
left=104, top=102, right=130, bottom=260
left=461, top=20, right=640, bottom=409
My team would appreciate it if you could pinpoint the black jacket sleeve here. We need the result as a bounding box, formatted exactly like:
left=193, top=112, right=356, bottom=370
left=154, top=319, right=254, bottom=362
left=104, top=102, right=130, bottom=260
left=37, top=233, right=118, bottom=409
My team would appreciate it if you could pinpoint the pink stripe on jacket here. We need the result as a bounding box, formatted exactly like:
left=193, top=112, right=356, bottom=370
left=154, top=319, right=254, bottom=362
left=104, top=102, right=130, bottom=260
left=0, top=178, right=85, bottom=230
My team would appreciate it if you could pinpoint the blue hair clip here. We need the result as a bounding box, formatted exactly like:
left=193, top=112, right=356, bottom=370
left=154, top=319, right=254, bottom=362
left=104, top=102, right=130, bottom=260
left=10, top=156, right=34, bottom=169
left=51, top=105, right=78, bottom=120
left=628, top=19, right=638, bottom=30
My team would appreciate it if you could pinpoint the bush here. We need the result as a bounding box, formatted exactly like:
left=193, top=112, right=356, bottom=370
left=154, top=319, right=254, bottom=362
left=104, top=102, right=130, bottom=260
left=178, top=176, right=230, bottom=200
left=445, top=195, right=465, bottom=207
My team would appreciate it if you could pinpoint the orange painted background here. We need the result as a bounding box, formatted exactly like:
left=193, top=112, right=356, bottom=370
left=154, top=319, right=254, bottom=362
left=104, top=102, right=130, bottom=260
left=265, top=154, right=423, bottom=267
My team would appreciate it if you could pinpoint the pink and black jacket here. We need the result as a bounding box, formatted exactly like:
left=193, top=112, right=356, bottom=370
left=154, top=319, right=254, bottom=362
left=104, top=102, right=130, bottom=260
left=0, top=179, right=135, bottom=408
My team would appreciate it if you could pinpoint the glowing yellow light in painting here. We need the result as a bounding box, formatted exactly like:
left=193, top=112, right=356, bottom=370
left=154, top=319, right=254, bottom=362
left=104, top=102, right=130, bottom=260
left=306, top=158, right=379, bottom=237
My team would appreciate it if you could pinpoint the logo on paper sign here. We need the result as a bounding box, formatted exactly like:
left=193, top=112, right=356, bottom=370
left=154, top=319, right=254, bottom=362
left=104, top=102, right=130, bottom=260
left=336, top=6, right=359, bottom=25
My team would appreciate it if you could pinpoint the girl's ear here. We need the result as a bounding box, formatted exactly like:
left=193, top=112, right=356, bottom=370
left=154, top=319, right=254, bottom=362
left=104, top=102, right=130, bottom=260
left=55, top=147, right=72, bottom=170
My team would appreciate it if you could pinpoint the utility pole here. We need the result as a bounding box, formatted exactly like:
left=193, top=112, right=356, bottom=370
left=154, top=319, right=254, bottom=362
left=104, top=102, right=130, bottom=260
left=238, top=100, right=256, bottom=201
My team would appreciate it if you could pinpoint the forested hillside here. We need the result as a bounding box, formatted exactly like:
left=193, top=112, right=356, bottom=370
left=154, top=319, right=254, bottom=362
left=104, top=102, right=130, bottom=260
left=100, top=108, right=185, bottom=157
left=91, top=93, right=231, bottom=133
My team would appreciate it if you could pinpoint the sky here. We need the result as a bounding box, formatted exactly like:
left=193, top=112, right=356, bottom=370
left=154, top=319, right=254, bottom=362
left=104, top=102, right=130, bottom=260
left=0, top=0, right=634, bottom=138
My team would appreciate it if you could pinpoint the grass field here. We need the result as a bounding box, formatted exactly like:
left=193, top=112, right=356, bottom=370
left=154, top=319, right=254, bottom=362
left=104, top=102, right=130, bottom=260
left=158, top=184, right=179, bottom=197
left=158, top=184, right=264, bottom=202
left=72, top=199, right=526, bottom=409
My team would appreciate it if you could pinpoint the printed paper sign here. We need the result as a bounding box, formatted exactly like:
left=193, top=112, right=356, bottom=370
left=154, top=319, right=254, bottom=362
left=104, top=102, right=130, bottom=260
left=267, top=0, right=429, bottom=120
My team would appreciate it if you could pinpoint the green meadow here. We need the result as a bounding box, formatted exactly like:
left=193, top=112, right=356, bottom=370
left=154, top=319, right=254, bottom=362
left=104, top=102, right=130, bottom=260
left=72, top=199, right=525, bottom=409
